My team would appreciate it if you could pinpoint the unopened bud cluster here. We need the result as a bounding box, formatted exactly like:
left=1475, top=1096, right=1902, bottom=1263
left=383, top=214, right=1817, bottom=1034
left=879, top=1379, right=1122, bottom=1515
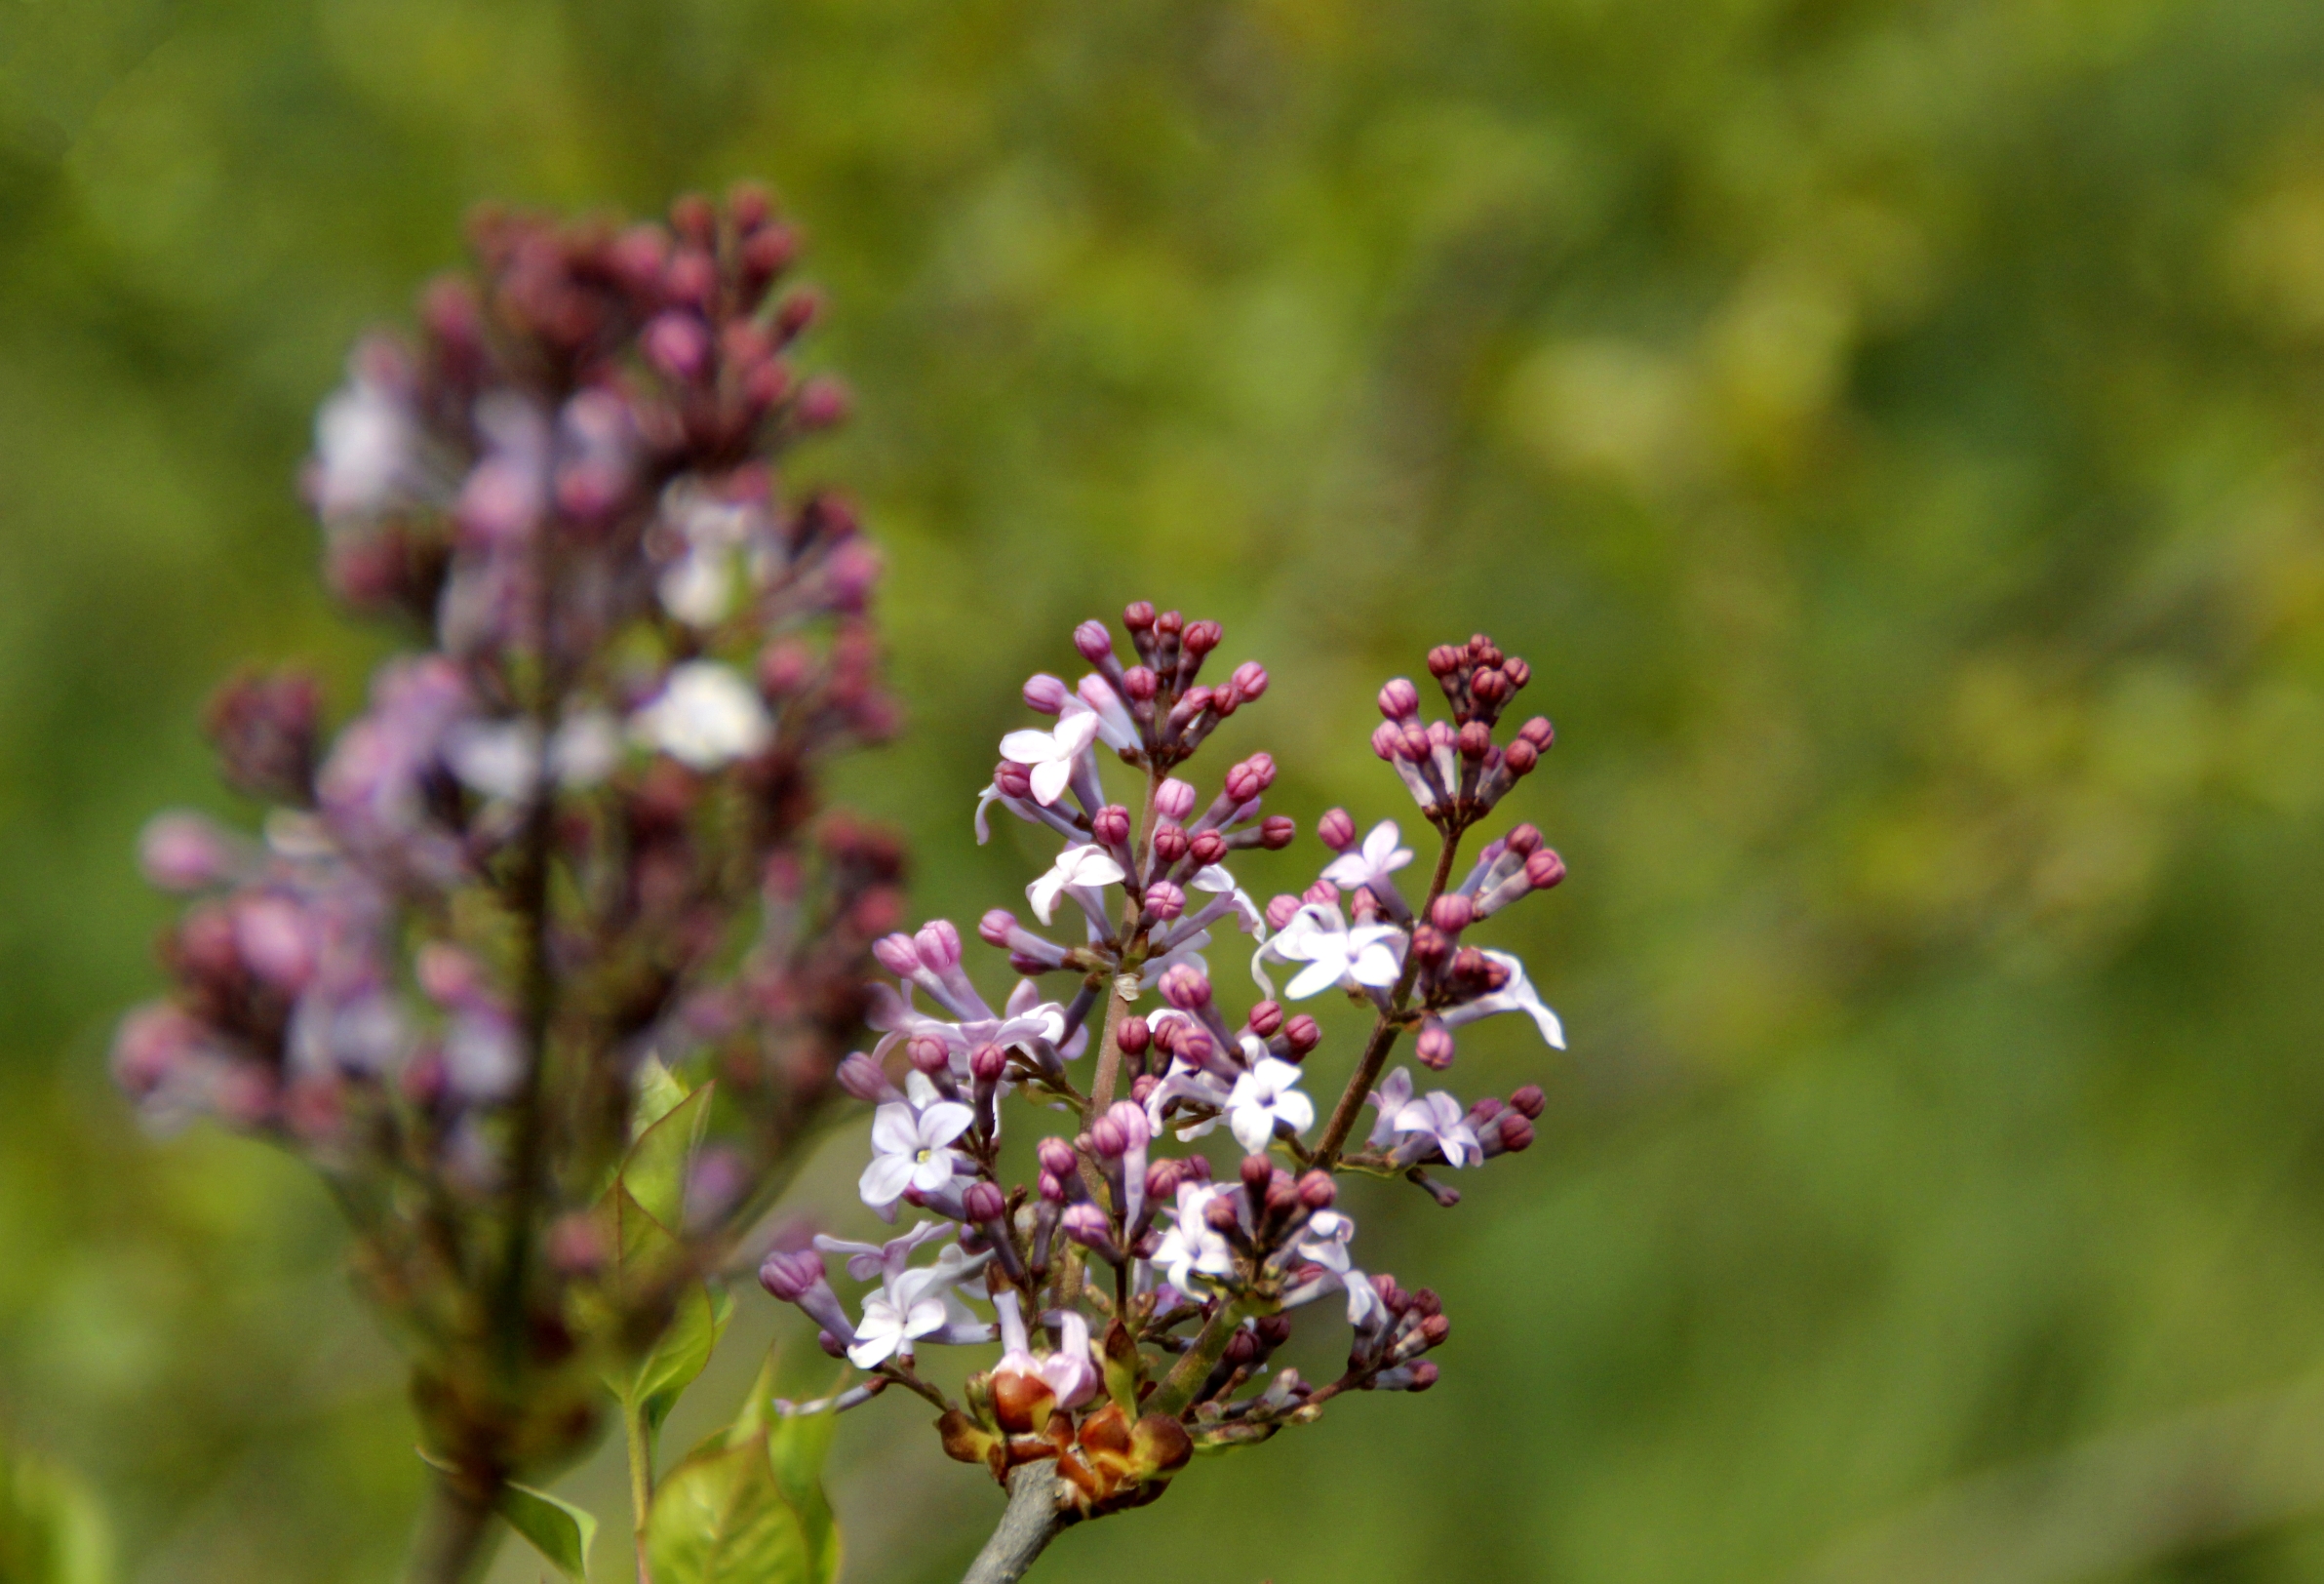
left=762, top=610, right=1568, bottom=1523
left=116, top=189, right=901, bottom=1489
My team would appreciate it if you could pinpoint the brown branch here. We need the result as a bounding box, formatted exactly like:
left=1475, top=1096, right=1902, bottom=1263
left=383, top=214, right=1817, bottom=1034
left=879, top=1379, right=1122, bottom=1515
left=960, top=1461, right=1075, bottom=1584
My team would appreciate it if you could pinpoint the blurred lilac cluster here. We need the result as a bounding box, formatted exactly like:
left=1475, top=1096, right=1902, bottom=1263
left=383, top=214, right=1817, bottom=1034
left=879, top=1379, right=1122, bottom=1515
left=760, top=610, right=1566, bottom=1522
left=115, top=188, right=903, bottom=1484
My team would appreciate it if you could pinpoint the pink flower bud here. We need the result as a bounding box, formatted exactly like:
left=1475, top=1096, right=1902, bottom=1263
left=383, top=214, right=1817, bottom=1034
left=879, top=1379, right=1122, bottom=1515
left=1130, top=1073, right=1161, bottom=1105
left=1458, top=720, right=1492, bottom=759
left=1282, top=1015, right=1320, bottom=1056
left=1509, top=1085, right=1546, bottom=1119
left=1106, top=1100, right=1151, bottom=1148
left=1427, top=645, right=1462, bottom=678
left=1525, top=849, right=1566, bottom=890
left=978, top=909, right=1016, bottom=946
left=1224, top=754, right=1277, bottom=802
left=908, top=1035, right=950, bottom=1074
left=1302, top=880, right=1341, bottom=907
left=1062, top=1203, right=1112, bottom=1248
left=1090, top=1117, right=1127, bottom=1159
left=234, top=895, right=315, bottom=993
left=1075, top=620, right=1117, bottom=663
left=1265, top=893, right=1303, bottom=930
left=915, top=919, right=963, bottom=971
left=1371, top=722, right=1402, bottom=760
left=1416, top=1024, right=1456, bottom=1070
left=1146, top=1157, right=1187, bottom=1200
left=1152, top=825, right=1189, bottom=863
left=644, top=312, right=710, bottom=379
left=1158, top=964, right=1211, bottom=1010
left=1183, top=619, right=1222, bottom=655
left=836, top=1052, right=890, bottom=1102
left=1143, top=881, right=1186, bottom=921
left=1504, top=823, right=1543, bottom=855
left=1188, top=831, right=1226, bottom=865
left=1231, top=660, right=1268, bottom=698
left=1318, top=808, right=1357, bottom=851
left=1022, top=673, right=1071, bottom=714
left=1258, top=816, right=1296, bottom=849
left=759, top=1248, right=825, bottom=1302
left=1154, top=778, right=1198, bottom=820
left=1122, top=602, right=1156, bottom=631
left=1117, top=1015, right=1151, bottom=1055
left=1092, top=805, right=1131, bottom=846
left=1246, top=1000, right=1282, bottom=1036
left=796, top=376, right=850, bottom=429
left=139, top=814, right=239, bottom=892
left=1035, top=1138, right=1079, bottom=1180
left=1039, top=1171, right=1068, bottom=1203
left=1429, top=894, right=1475, bottom=933
left=872, top=933, right=922, bottom=978
left=1503, top=738, right=1539, bottom=776
left=969, top=1043, right=1007, bottom=1083
left=112, top=1004, right=199, bottom=1095
left=1378, top=678, right=1420, bottom=720
left=994, top=760, right=1034, bottom=799
left=1498, top=1114, right=1535, bottom=1153
left=1206, top=1195, right=1245, bottom=1234
left=1397, top=726, right=1432, bottom=764
left=964, top=1180, right=1006, bottom=1222
left=1122, top=665, right=1159, bottom=701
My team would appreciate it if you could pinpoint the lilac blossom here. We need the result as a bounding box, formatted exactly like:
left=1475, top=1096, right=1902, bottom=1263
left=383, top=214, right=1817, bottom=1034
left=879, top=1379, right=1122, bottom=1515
left=630, top=659, right=773, bottom=769
left=1320, top=820, right=1412, bottom=895
left=860, top=1072, right=976, bottom=1212
left=999, top=712, right=1101, bottom=806
left=1225, top=1057, right=1314, bottom=1153
left=1251, top=902, right=1404, bottom=1001
left=1027, top=844, right=1125, bottom=926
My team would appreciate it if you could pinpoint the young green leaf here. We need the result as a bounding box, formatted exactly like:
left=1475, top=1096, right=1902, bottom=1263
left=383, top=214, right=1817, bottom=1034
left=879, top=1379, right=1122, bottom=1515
left=620, top=1081, right=713, bottom=1231
left=0, top=1444, right=112, bottom=1584
left=497, top=1481, right=598, bottom=1583
left=645, top=1433, right=812, bottom=1584
left=768, top=1406, right=841, bottom=1582
left=629, top=1282, right=736, bottom=1429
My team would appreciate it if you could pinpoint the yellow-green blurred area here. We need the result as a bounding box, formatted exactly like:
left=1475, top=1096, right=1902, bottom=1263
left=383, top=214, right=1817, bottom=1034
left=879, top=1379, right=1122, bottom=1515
left=10, top=0, right=2324, bottom=1578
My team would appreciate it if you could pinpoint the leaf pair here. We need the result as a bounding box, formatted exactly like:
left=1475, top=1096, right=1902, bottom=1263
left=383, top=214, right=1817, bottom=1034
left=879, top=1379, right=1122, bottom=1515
left=414, top=1449, right=597, bottom=1584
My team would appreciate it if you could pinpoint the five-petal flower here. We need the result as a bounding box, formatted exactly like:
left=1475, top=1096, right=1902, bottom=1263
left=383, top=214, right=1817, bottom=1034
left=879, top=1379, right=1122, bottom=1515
left=1225, top=1056, right=1315, bottom=1153
left=998, top=711, right=1101, bottom=806
left=859, top=1073, right=975, bottom=1211
left=1252, top=902, right=1404, bottom=1000
left=1027, top=843, right=1125, bottom=926
left=1320, top=820, right=1413, bottom=893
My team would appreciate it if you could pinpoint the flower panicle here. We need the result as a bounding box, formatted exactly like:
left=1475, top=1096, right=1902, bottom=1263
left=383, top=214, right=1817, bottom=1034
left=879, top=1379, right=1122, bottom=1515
left=770, top=611, right=1570, bottom=1522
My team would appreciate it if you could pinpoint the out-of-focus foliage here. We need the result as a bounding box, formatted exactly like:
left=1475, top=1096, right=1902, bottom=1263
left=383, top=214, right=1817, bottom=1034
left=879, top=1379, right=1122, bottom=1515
left=6, top=0, right=2324, bottom=1580
left=0, top=1439, right=112, bottom=1584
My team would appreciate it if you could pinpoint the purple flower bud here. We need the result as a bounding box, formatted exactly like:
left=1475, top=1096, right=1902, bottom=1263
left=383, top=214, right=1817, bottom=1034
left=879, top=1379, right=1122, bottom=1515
left=234, top=895, right=316, bottom=993
left=1265, top=893, right=1303, bottom=931
left=1246, top=1000, right=1282, bottom=1037
left=1146, top=1157, right=1188, bottom=1200
left=978, top=909, right=1016, bottom=946
left=908, top=1035, right=950, bottom=1075
left=1023, top=673, right=1071, bottom=714
left=1282, top=1015, right=1320, bottom=1057
left=1205, top=1195, right=1244, bottom=1234
left=1117, top=1015, right=1151, bottom=1055
left=1317, top=808, right=1357, bottom=851
left=1091, top=804, right=1131, bottom=846
left=1430, top=894, right=1475, bottom=933
left=1240, top=1153, right=1275, bottom=1195
left=758, top=1247, right=825, bottom=1302
left=1142, top=881, right=1186, bottom=921
left=1155, top=778, right=1198, bottom=820
left=1037, top=1136, right=1080, bottom=1177
left=1504, top=738, right=1538, bottom=776
left=1061, top=1202, right=1113, bottom=1250
left=1416, top=1023, right=1456, bottom=1070
left=139, top=814, right=241, bottom=892
left=1039, top=1171, right=1068, bottom=1203
left=1379, top=677, right=1421, bottom=720
left=1089, top=1117, right=1127, bottom=1160
left=1105, top=1100, right=1151, bottom=1148
left=915, top=919, right=963, bottom=971
left=1398, top=726, right=1433, bottom=764
left=1152, top=825, right=1190, bottom=863
left=796, top=376, right=850, bottom=429
left=1458, top=720, right=1493, bottom=760
left=1525, top=850, right=1566, bottom=890
left=1257, top=815, right=1296, bottom=850
left=1504, top=823, right=1543, bottom=856
left=1074, top=620, right=1117, bottom=664
left=995, top=760, right=1034, bottom=799
left=1158, top=964, right=1211, bottom=1010
left=1370, top=722, right=1402, bottom=761
left=873, top=932, right=922, bottom=978
left=1122, top=665, right=1159, bottom=702
left=1510, top=1085, right=1546, bottom=1120
left=1123, top=601, right=1156, bottom=632
left=1518, top=716, right=1555, bottom=748
left=1224, top=754, right=1277, bottom=802
left=1498, top=1114, right=1535, bottom=1153
left=1298, top=1169, right=1336, bottom=1208
left=1302, top=880, right=1341, bottom=907
left=836, top=1052, right=892, bottom=1102
left=964, top=1180, right=1006, bottom=1223
left=970, top=1043, right=1007, bottom=1083
left=644, top=311, right=711, bottom=379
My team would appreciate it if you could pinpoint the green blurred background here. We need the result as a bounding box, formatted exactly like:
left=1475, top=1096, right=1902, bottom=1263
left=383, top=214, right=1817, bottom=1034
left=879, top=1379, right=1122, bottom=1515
left=9, top=0, right=2324, bottom=1578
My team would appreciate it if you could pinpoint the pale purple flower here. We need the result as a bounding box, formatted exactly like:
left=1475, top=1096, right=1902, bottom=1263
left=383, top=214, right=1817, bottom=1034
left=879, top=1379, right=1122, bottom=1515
left=1152, top=1181, right=1238, bottom=1294
left=1251, top=902, right=1404, bottom=1000
left=1226, top=1057, right=1314, bottom=1152
left=1188, top=863, right=1265, bottom=935
left=998, top=711, right=1101, bottom=806
left=814, top=1224, right=994, bottom=1366
left=1437, top=948, right=1566, bottom=1049
left=443, top=709, right=620, bottom=802
left=1027, top=843, right=1124, bottom=926
left=994, top=1289, right=1099, bottom=1409
left=1320, top=820, right=1412, bottom=893
left=630, top=660, right=772, bottom=770
left=1389, top=1087, right=1482, bottom=1168
left=859, top=1071, right=975, bottom=1211
left=1287, top=1208, right=1387, bottom=1328
left=311, top=358, right=419, bottom=521
left=1365, top=1067, right=1419, bottom=1149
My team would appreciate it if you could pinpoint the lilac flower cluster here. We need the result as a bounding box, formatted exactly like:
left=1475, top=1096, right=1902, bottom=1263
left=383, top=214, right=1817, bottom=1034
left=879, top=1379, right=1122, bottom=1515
left=759, top=614, right=1565, bottom=1532
left=115, top=190, right=902, bottom=1498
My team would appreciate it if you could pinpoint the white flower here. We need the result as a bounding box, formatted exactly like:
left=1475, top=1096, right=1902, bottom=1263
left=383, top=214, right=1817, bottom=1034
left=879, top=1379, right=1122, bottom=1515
left=1390, top=1088, right=1482, bottom=1168
left=313, top=369, right=415, bottom=520
left=442, top=710, right=621, bottom=802
left=1290, top=1208, right=1387, bottom=1327
left=1190, top=864, right=1265, bottom=934
left=998, top=712, right=1101, bottom=806
left=1251, top=902, right=1404, bottom=1000
left=1027, top=843, right=1125, bottom=926
left=1225, top=1056, right=1314, bottom=1153
left=630, top=661, right=772, bottom=770
left=858, top=1073, right=976, bottom=1210
left=1438, top=948, right=1565, bottom=1049
left=1320, top=820, right=1413, bottom=892
left=816, top=1222, right=992, bottom=1367
left=1152, top=1181, right=1238, bottom=1294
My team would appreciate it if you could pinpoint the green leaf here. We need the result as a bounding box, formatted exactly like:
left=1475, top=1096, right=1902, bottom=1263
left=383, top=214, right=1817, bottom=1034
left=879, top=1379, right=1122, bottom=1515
left=768, top=1406, right=841, bottom=1583
left=497, top=1481, right=598, bottom=1583
left=646, top=1433, right=812, bottom=1584
left=628, top=1281, right=735, bottom=1427
left=632, top=1054, right=693, bottom=1133
left=620, top=1080, right=713, bottom=1230
left=0, top=1445, right=112, bottom=1584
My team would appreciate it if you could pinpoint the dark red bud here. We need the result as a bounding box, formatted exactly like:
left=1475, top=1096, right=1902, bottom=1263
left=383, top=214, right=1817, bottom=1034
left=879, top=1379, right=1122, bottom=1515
left=970, top=1043, right=1007, bottom=1083
left=1504, top=823, right=1543, bottom=856
left=1518, top=716, right=1555, bottom=748
left=1427, top=645, right=1463, bottom=678
left=1189, top=830, right=1227, bottom=865
left=964, top=1180, right=1006, bottom=1222
left=1510, top=1085, right=1546, bottom=1120
left=1407, top=1361, right=1440, bottom=1390
left=1283, top=1015, right=1320, bottom=1056
left=1420, top=1314, right=1451, bottom=1346
left=1498, top=1114, right=1536, bottom=1153
left=1117, top=1015, right=1151, bottom=1055
left=1122, top=665, right=1159, bottom=701
left=1258, top=814, right=1296, bottom=850
left=1458, top=721, right=1493, bottom=759
left=1246, top=1000, right=1283, bottom=1037
left=1152, top=825, right=1190, bottom=863
left=1297, top=1170, right=1336, bottom=1208
left=1503, top=738, right=1539, bottom=776
left=1183, top=619, right=1222, bottom=655
left=1155, top=610, right=1184, bottom=638
left=1240, top=1153, right=1275, bottom=1194
left=1123, top=601, right=1156, bottom=631
left=1074, top=620, right=1116, bottom=663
